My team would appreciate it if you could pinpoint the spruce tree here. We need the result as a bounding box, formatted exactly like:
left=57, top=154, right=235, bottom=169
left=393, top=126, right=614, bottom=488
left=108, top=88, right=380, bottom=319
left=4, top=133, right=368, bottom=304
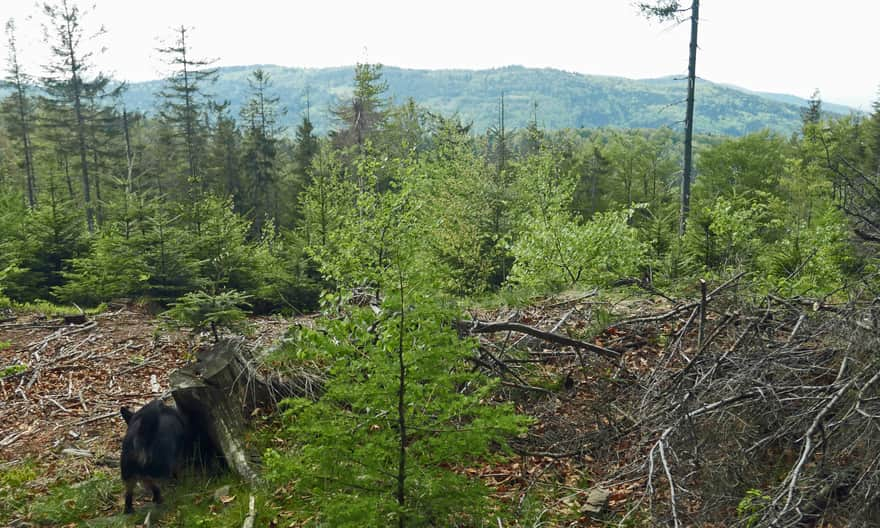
left=1, top=19, right=37, bottom=209
left=39, top=0, right=115, bottom=233
left=156, top=25, right=217, bottom=202
left=240, top=68, right=285, bottom=233
left=331, top=63, right=388, bottom=151
left=293, top=110, right=319, bottom=185
left=802, top=89, right=822, bottom=130
left=267, top=153, right=529, bottom=526
left=205, top=102, right=243, bottom=206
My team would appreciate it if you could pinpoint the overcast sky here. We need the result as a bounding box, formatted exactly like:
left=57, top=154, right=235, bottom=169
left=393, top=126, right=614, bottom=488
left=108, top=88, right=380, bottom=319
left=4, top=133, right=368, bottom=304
left=2, top=0, right=877, bottom=109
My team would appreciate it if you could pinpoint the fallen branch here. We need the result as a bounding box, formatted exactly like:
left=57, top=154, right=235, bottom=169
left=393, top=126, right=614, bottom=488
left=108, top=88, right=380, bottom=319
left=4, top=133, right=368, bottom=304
left=460, top=320, right=619, bottom=360
left=612, top=271, right=748, bottom=328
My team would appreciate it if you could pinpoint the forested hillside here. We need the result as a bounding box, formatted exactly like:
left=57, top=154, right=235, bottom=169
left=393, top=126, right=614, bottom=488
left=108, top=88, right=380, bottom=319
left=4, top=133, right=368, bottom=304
left=119, top=65, right=855, bottom=137
left=3, top=2, right=880, bottom=527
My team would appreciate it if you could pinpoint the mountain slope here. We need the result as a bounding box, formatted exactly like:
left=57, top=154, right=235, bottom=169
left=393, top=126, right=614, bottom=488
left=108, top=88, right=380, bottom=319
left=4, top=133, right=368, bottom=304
left=120, top=65, right=857, bottom=137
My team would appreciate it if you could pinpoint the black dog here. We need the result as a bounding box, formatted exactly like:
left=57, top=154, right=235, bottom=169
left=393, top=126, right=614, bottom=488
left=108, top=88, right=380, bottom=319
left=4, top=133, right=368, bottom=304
left=120, top=400, right=187, bottom=514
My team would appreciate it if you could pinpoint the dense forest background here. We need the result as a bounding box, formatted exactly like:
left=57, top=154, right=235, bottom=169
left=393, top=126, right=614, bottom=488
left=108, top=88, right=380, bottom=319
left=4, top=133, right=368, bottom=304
left=2, top=12, right=875, bottom=312
left=118, top=65, right=858, bottom=136
left=4, top=2, right=880, bottom=526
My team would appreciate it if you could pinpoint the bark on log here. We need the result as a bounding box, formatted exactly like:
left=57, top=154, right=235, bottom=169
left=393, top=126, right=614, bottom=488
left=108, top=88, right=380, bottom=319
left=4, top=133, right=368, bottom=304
left=169, top=337, right=323, bottom=482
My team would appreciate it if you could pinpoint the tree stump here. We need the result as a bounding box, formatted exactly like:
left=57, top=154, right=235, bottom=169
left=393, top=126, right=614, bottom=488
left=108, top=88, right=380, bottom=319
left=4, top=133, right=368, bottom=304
left=169, top=337, right=323, bottom=482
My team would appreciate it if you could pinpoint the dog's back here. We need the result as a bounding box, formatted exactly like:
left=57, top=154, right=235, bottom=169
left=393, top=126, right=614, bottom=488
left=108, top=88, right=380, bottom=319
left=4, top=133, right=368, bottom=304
left=120, top=400, right=187, bottom=513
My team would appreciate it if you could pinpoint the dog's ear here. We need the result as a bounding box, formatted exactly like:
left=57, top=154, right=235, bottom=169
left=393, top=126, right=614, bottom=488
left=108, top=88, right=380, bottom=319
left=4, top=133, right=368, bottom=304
left=121, top=407, right=134, bottom=424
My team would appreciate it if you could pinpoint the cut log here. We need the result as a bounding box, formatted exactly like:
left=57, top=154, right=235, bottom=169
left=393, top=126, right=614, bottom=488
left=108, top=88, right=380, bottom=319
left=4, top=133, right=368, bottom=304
left=169, top=337, right=323, bottom=482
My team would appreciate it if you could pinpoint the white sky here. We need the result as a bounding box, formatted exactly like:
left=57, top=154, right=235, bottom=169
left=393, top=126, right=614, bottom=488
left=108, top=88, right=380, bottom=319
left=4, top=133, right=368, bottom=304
left=2, top=0, right=877, bottom=109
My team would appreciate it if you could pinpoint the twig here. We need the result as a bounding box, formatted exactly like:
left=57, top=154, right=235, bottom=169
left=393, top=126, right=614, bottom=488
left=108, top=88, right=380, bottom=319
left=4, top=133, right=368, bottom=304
left=43, top=396, right=71, bottom=413
left=697, top=279, right=707, bottom=348
left=71, top=410, right=117, bottom=426
left=773, top=357, right=856, bottom=522
left=612, top=271, right=748, bottom=328
left=500, top=380, right=554, bottom=395
left=658, top=439, right=680, bottom=528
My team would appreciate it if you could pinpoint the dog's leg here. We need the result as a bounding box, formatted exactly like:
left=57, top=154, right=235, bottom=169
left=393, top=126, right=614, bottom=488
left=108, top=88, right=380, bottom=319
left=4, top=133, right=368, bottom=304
left=124, top=479, right=135, bottom=514
left=145, top=478, right=162, bottom=505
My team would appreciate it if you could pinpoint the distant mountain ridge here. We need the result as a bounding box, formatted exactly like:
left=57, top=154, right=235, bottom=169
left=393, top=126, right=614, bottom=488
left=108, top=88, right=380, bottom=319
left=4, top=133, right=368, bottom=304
left=118, top=65, right=859, bottom=137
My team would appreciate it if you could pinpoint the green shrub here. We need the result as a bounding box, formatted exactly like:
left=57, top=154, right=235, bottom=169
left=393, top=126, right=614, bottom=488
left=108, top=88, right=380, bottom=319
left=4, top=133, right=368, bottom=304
left=265, top=298, right=530, bottom=527
left=509, top=208, right=646, bottom=290
left=162, top=290, right=252, bottom=342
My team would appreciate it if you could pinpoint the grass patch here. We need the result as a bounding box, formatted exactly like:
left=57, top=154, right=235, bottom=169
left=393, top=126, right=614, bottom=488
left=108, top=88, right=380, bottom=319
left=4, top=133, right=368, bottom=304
left=14, top=468, right=271, bottom=527
left=0, top=459, right=40, bottom=524
left=11, top=300, right=107, bottom=318
left=471, top=284, right=562, bottom=311
left=27, top=471, right=119, bottom=526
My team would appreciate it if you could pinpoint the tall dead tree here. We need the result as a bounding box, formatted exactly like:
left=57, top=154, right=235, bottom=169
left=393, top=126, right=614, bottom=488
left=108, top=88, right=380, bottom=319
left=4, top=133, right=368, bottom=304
left=639, top=0, right=700, bottom=235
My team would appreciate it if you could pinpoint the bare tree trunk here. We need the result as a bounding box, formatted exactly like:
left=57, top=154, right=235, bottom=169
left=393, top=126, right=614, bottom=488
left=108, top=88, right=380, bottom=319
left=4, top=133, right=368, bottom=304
left=680, top=0, right=699, bottom=236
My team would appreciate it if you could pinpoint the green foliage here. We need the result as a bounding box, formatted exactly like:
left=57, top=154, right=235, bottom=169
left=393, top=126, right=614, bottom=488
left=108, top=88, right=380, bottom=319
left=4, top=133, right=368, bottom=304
left=0, top=459, right=39, bottom=524
left=331, top=62, right=389, bottom=149
left=694, top=131, right=789, bottom=201
left=1, top=363, right=26, bottom=378
left=162, top=289, right=251, bottom=342
left=413, top=119, right=506, bottom=294
left=53, top=224, right=152, bottom=305
left=683, top=195, right=768, bottom=272
left=756, top=208, right=855, bottom=296
left=266, top=299, right=529, bottom=527
left=27, top=472, right=118, bottom=525
left=54, top=195, right=305, bottom=310
left=0, top=188, right=87, bottom=302
left=303, top=145, right=418, bottom=292
left=271, top=149, right=530, bottom=525
left=510, top=208, right=646, bottom=289
left=736, top=488, right=771, bottom=528
left=0, top=263, right=15, bottom=306
left=51, top=196, right=196, bottom=304
left=508, top=150, right=646, bottom=289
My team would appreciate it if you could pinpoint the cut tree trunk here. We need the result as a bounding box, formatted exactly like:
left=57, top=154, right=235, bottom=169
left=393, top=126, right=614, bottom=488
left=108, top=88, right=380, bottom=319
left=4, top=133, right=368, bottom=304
left=169, top=337, right=323, bottom=482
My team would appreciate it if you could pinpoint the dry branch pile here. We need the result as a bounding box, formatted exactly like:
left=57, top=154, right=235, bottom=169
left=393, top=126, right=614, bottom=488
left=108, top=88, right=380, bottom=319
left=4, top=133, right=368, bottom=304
left=615, top=289, right=880, bottom=527
left=464, top=282, right=880, bottom=527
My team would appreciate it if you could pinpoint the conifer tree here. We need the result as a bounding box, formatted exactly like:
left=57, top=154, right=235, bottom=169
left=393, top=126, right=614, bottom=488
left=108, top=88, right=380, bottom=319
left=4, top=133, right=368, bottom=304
left=40, top=0, right=115, bottom=233
left=802, top=89, right=822, bottom=129
left=331, top=63, right=388, bottom=151
left=522, top=100, right=543, bottom=157
left=293, top=112, right=319, bottom=183
left=487, top=92, right=509, bottom=176
left=1, top=19, right=37, bottom=209
left=156, top=25, right=217, bottom=201
left=571, top=144, right=613, bottom=218
left=205, top=102, right=243, bottom=205
left=267, top=153, right=529, bottom=526
left=240, top=68, right=285, bottom=233
left=484, top=93, right=514, bottom=286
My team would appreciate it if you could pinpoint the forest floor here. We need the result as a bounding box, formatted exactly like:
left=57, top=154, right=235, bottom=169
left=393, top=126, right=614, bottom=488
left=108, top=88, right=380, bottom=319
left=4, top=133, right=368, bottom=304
left=0, top=304, right=292, bottom=526
left=0, top=290, right=693, bottom=527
